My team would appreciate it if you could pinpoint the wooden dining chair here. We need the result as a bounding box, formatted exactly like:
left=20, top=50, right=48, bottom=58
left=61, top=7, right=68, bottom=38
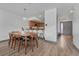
left=33, top=34, right=38, bottom=48
left=8, top=33, right=15, bottom=49
left=20, top=35, right=28, bottom=54
left=8, top=32, right=21, bottom=51
left=20, top=35, right=35, bottom=54
left=29, top=33, right=38, bottom=52
left=21, top=34, right=38, bottom=53
left=10, top=34, right=17, bottom=50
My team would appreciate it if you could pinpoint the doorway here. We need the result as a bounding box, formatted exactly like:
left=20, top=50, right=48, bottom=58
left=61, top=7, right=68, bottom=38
left=60, top=21, right=72, bottom=36
left=59, top=21, right=72, bottom=48
left=60, top=22, right=64, bottom=35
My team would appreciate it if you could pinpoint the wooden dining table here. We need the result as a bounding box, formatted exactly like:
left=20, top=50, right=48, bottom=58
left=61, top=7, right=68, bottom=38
left=9, top=31, right=38, bottom=54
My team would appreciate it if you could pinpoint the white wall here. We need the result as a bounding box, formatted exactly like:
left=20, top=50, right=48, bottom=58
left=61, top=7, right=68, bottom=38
left=45, top=8, right=57, bottom=42
left=0, top=9, right=25, bottom=41
left=73, top=5, right=79, bottom=49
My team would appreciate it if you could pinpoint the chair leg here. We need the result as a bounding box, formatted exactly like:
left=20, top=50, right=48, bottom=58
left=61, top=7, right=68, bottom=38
left=8, top=34, right=11, bottom=46
left=35, top=38, right=38, bottom=48
left=11, top=39, right=14, bottom=48
left=14, top=38, right=16, bottom=50
left=8, top=39, right=11, bottom=46
left=30, top=37, right=34, bottom=52
left=18, top=38, right=21, bottom=52
left=24, top=37, right=27, bottom=54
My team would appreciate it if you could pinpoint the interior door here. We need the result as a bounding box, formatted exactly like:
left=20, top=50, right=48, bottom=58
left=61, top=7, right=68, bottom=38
left=44, top=8, right=57, bottom=42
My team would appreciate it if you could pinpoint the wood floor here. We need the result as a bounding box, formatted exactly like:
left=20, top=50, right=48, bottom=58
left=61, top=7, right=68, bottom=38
left=0, top=35, right=79, bottom=56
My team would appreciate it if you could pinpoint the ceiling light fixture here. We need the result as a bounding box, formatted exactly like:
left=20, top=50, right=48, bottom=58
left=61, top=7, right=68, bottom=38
left=23, top=8, right=28, bottom=20
left=70, top=5, right=74, bottom=13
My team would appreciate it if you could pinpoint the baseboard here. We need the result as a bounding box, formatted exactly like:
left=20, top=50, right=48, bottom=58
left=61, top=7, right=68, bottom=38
left=44, top=39, right=57, bottom=44
left=0, top=39, right=9, bottom=43
left=73, top=45, right=79, bottom=52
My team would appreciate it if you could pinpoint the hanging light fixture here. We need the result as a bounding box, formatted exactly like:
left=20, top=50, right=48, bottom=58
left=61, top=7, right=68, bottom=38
left=23, top=3, right=31, bottom=20
left=70, top=9, right=74, bottom=13
left=23, top=8, right=28, bottom=20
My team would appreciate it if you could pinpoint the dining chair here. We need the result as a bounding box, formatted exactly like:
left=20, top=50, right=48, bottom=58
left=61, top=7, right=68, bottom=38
left=8, top=33, right=16, bottom=49
left=20, top=35, right=28, bottom=54
left=10, top=34, right=18, bottom=50
left=21, top=34, right=34, bottom=53
left=21, top=32, right=38, bottom=53
left=9, top=32, right=21, bottom=51
left=30, top=32, right=38, bottom=52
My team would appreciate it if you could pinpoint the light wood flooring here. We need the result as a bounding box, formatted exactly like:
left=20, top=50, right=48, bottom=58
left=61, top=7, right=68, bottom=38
left=0, top=35, right=79, bottom=56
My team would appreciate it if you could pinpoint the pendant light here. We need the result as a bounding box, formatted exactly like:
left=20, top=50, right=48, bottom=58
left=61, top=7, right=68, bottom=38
left=23, top=8, right=27, bottom=20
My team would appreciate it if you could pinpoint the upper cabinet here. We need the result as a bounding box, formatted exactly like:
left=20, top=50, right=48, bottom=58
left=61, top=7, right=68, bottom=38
left=29, top=20, right=44, bottom=30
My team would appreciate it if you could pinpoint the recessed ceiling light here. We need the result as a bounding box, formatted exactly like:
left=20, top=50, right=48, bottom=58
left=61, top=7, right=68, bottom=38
left=70, top=10, right=74, bottom=13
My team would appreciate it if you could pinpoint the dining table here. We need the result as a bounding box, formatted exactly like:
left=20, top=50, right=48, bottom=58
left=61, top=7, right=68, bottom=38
left=9, top=31, right=38, bottom=54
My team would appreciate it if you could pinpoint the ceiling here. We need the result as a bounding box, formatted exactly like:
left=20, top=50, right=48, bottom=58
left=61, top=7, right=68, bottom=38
left=0, top=3, right=78, bottom=18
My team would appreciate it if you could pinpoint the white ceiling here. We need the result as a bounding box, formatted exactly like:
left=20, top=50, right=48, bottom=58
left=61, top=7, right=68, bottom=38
left=0, top=3, right=78, bottom=18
